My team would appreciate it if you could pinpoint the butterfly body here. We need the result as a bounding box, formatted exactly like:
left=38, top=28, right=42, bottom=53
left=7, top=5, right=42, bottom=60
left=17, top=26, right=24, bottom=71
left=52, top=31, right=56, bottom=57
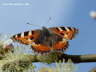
left=36, top=27, right=62, bottom=47
left=11, top=26, right=78, bottom=53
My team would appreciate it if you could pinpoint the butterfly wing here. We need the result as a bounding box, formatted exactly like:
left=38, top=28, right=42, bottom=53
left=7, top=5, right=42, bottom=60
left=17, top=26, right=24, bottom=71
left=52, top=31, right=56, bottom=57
left=49, top=26, right=78, bottom=40
left=48, top=26, right=78, bottom=52
left=53, top=39, right=69, bottom=51
left=10, top=26, right=78, bottom=53
left=11, top=30, right=41, bottom=45
left=11, top=29, right=51, bottom=53
left=31, top=43, right=51, bottom=53
left=31, top=40, right=69, bottom=53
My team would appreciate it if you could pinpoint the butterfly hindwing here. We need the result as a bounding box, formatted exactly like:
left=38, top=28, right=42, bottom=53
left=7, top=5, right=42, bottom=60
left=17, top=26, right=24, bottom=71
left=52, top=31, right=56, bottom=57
left=53, top=40, right=69, bottom=51
left=31, top=43, right=51, bottom=53
left=31, top=40, right=69, bottom=53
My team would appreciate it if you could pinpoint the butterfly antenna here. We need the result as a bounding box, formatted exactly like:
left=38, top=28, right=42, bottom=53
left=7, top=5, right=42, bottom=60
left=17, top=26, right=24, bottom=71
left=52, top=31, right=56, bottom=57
left=47, top=17, right=52, bottom=25
left=27, top=17, right=52, bottom=28
left=26, top=22, right=42, bottom=27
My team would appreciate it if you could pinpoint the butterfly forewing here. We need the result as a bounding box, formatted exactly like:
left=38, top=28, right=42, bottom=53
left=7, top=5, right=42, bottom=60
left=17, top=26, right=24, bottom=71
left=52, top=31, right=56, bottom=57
left=11, top=30, right=41, bottom=45
left=49, top=26, right=78, bottom=40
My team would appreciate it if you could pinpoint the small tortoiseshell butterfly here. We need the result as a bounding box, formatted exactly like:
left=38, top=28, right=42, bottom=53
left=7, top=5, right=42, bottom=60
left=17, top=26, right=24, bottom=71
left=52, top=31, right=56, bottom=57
left=10, top=26, right=78, bottom=53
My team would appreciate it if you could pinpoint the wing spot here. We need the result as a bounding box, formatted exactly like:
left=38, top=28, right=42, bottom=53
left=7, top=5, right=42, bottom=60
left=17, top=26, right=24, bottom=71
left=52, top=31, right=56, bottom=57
left=32, top=31, right=35, bottom=34
left=21, top=32, right=24, bottom=37
left=30, top=37, right=34, bottom=40
left=17, top=33, right=21, bottom=37
left=67, top=27, right=72, bottom=31
left=24, top=31, right=29, bottom=36
left=57, top=27, right=63, bottom=31
left=60, top=33, right=64, bottom=35
left=56, top=28, right=60, bottom=31
left=28, top=31, right=32, bottom=35
left=12, top=35, right=15, bottom=38
left=60, top=27, right=67, bottom=31
left=65, top=27, right=70, bottom=31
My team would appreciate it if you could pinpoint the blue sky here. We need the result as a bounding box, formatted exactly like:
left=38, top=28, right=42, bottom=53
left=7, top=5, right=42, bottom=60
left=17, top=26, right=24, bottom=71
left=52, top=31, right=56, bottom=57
left=0, top=0, right=96, bottom=72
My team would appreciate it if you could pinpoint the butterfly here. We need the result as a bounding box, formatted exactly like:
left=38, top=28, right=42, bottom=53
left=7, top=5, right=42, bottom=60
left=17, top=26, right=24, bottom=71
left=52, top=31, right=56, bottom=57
left=10, top=26, right=78, bottom=53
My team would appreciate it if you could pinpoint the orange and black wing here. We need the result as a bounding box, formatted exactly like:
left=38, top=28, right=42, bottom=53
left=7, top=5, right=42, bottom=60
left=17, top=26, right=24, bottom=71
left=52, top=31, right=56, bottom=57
left=49, top=26, right=78, bottom=40
left=10, top=26, right=78, bottom=53
left=31, top=43, right=51, bottom=53
left=53, top=39, right=69, bottom=51
left=31, top=40, right=69, bottom=53
left=11, top=30, right=41, bottom=45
